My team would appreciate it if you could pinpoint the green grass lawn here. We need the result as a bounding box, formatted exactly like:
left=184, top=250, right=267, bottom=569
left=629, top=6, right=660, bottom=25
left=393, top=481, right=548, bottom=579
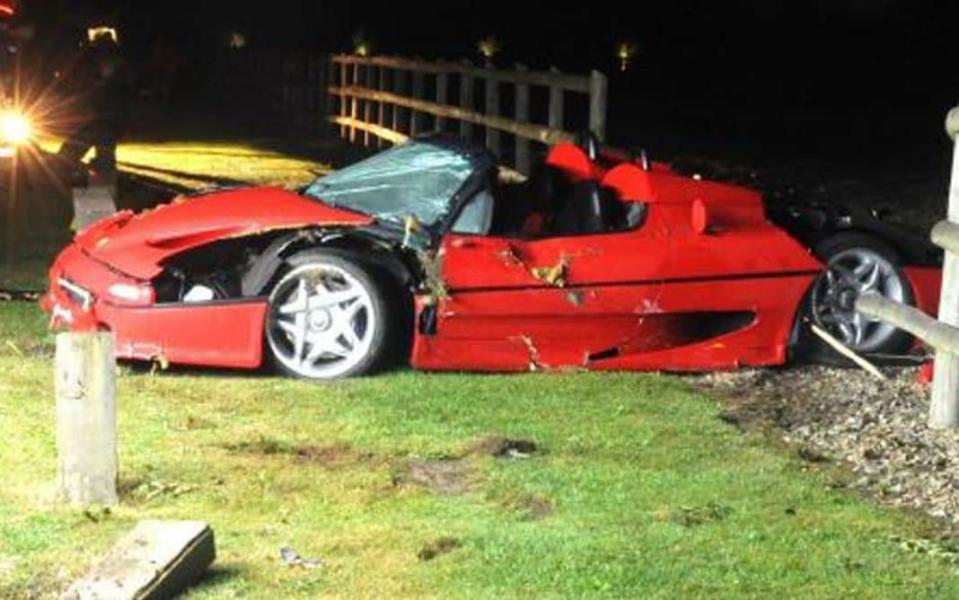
left=1, top=138, right=957, bottom=597
left=36, top=136, right=334, bottom=191
left=1, top=302, right=958, bottom=598
left=115, top=140, right=331, bottom=190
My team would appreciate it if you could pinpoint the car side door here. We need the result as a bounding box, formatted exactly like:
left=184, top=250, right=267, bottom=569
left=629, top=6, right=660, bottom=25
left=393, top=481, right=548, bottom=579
left=416, top=218, right=672, bottom=371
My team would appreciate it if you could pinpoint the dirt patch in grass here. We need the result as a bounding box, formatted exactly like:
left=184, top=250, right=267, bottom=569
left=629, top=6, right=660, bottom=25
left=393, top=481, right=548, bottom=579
left=294, top=443, right=372, bottom=468
left=119, top=476, right=198, bottom=504
left=392, top=459, right=474, bottom=496
left=467, top=435, right=538, bottom=459
left=222, top=437, right=370, bottom=468
left=666, top=502, right=733, bottom=528
left=223, top=437, right=292, bottom=455
left=0, top=569, right=71, bottom=600
left=392, top=436, right=540, bottom=496
left=694, top=366, right=959, bottom=526
left=506, top=494, right=554, bottom=521
left=417, top=537, right=462, bottom=561
left=178, top=415, right=216, bottom=431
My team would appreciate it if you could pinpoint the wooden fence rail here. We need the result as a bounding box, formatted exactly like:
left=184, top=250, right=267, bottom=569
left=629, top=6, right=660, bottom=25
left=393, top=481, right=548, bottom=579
left=327, top=54, right=608, bottom=175
left=857, top=294, right=959, bottom=355
left=855, top=104, right=959, bottom=428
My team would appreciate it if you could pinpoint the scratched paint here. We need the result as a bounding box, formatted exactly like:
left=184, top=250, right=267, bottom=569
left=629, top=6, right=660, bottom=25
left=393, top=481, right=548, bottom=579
left=42, top=140, right=944, bottom=375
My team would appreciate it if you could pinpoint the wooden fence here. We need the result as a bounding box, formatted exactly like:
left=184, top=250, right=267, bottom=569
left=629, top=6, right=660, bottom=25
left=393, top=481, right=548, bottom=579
left=856, top=105, right=959, bottom=428
left=327, top=55, right=608, bottom=175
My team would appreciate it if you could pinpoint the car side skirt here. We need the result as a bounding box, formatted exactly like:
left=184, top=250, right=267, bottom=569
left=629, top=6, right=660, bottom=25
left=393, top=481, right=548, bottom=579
left=410, top=273, right=815, bottom=372
left=98, top=300, right=268, bottom=368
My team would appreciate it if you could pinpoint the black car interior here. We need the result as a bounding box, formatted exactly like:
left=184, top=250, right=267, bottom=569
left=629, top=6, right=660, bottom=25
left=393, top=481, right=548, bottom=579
left=459, top=163, right=646, bottom=237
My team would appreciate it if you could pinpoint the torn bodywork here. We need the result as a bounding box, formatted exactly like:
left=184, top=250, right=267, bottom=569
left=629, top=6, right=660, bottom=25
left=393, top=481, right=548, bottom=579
left=43, top=135, right=943, bottom=378
left=44, top=186, right=421, bottom=367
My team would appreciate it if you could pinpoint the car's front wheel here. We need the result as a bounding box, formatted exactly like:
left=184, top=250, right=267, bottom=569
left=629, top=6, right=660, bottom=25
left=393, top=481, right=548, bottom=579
left=265, top=250, right=396, bottom=379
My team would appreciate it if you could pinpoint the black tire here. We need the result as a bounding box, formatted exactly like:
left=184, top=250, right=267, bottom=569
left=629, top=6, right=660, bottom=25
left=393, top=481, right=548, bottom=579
left=263, top=248, right=409, bottom=380
left=799, top=232, right=916, bottom=364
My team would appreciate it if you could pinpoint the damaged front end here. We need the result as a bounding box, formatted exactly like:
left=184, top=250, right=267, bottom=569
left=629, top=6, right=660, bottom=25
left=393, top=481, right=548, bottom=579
left=42, top=184, right=431, bottom=369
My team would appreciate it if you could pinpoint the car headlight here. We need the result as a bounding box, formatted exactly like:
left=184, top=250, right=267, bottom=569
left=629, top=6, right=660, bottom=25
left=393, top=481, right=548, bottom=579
left=107, top=282, right=155, bottom=306
left=0, top=110, right=31, bottom=145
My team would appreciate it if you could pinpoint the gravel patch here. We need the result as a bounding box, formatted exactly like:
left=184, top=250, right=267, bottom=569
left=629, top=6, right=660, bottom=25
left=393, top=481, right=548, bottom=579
left=693, top=366, right=959, bottom=523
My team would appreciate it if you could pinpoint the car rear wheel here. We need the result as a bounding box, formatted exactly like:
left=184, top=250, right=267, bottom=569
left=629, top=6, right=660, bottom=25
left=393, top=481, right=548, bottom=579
left=265, top=250, right=395, bottom=379
left=803, top=232, right=915, bottom=360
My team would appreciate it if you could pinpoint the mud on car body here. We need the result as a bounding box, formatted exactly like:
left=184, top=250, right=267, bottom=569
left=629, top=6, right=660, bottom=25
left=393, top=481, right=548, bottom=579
left=43, top=135, right=942, bottom=379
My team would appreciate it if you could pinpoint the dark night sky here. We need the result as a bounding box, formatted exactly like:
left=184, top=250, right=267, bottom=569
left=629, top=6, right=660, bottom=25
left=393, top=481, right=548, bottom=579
left=20, top=1, right=959, bottom=166
left=29, top=2, right=954, bottom=73
left=27, top=1, right=957, bottom=105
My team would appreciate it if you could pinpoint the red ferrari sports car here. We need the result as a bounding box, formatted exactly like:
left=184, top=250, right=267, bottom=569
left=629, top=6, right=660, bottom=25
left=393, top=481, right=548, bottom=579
left=43, top=135, right=942, bottom=379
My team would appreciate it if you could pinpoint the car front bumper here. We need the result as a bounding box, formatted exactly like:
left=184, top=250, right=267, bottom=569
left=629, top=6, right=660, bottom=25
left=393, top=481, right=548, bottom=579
left=44, top=243, right=269, bottom=369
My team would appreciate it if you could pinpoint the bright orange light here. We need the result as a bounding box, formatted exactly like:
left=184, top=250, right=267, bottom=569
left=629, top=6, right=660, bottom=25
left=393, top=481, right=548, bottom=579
left=1, top=111, right=31, bottom=145
left=228, top=32, right=247, bottom=49
left=477, top=35, right=500, bottom=61
left=87, top=26, right=118, bottom=44
left=616, top=41, right=638, bottom=72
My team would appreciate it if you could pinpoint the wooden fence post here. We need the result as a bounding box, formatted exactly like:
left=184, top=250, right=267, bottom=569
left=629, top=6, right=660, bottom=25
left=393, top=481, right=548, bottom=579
left=55, top=332, right=118, bottom=506
left=377, top=67, right=388, bottom=148
left=548, top=67, right=564, bottom=132
left=349, top=63, right=360, bottom=143
left=325, top=55, right=607, bottom=161
left=459, top=62, right=475, bottom=138
left=411, top=70, right=425, bottom=135
left=393, top=70, right=409, bottom=135
left=435, top=72, right=449, bottom=132
left=589, top=70, right=608, bottom=141
left=514, top=64, right=531, bottom=174
left=363, top=63, right=376, bottom=147
left=338, top=60, right=348, bottom=139
left=931, top=106, right=959, bottom=428
left=485, top=77, right=501, bottom=157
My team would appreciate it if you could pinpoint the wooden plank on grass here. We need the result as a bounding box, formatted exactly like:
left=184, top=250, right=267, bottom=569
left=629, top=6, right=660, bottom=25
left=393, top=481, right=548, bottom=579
left=62, top=520, right=216, bottom=600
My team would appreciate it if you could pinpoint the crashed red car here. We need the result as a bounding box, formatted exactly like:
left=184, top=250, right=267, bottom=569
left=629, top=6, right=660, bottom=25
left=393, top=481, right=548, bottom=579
left=43, top=135, right=942, bottom=379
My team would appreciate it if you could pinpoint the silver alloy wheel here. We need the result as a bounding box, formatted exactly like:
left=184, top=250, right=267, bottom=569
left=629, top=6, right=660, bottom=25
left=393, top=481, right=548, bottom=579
left=810, top=247, right=908, bottom=353
left=266, top=263, right=376, bottom=379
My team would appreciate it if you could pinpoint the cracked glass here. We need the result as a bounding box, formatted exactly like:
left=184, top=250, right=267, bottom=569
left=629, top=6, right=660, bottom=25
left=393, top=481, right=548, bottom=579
left=304, top=141, right=474, bottom=228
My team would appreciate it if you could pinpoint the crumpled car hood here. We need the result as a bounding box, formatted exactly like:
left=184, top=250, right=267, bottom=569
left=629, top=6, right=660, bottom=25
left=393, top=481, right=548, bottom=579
left=74, top=186, right=372, bottom=279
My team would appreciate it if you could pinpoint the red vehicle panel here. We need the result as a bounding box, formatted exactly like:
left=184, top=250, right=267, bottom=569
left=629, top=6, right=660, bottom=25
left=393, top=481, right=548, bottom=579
left=74, top=187, right=372, bottom=279
left=104, top=301, right=268, bottom=368
left=42, top=136, right=943, bottom=380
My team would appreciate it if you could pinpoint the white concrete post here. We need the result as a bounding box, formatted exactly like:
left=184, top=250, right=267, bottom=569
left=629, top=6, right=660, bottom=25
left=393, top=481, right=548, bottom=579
left=930, top=106, right=959, bottom=428
left=55, top=332, right=118, bottom=506
left=71, top=185, right=117, bottom=231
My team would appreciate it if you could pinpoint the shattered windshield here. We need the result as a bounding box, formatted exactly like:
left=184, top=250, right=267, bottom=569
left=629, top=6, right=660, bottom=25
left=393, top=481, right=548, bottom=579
left=303, top=141, right=475, bottom=228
